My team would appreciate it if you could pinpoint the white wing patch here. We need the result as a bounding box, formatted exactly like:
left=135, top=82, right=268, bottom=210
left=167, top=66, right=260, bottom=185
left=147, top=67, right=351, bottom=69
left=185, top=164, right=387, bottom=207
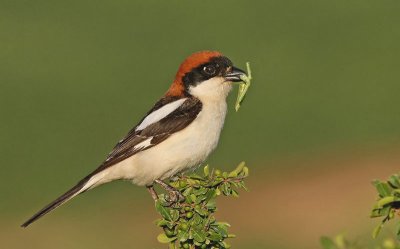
left=133, top=137, right=153, bottom=151
left=135, top=98, right=187, bottom=131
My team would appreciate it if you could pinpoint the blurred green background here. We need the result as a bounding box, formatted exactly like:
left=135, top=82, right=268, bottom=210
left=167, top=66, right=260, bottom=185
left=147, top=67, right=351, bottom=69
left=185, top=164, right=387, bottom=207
left=1, top=0, right=400, bottom=248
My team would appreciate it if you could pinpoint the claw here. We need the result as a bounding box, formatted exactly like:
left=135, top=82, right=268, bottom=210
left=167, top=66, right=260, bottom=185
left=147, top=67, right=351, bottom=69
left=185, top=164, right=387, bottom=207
left=165, top=190, right=184, bottom=203
left=154, top=179, right=184, bottom=204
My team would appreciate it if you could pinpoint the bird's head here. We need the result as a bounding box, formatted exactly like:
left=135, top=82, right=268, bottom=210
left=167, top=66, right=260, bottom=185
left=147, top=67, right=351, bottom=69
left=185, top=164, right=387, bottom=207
left=166, top=51, right=247, bottom=101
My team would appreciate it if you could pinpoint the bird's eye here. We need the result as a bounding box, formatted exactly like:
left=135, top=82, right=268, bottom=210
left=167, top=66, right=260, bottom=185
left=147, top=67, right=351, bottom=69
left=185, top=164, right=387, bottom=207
left=203, top=65, right=216, bottom=76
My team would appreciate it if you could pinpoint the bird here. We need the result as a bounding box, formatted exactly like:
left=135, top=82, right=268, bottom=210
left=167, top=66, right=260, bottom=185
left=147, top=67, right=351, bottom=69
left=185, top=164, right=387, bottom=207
left=21, top=50, right=247, bottom=228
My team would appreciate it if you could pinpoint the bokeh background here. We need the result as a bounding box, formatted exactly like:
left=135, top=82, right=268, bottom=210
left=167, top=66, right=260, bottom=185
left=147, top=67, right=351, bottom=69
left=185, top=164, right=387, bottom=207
left=1, top=1, right=400, bottom=248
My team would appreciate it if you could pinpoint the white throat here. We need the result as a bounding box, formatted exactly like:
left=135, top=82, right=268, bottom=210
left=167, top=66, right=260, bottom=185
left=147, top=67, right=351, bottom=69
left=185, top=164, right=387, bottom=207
left=188, top=77, right=232, bottom=103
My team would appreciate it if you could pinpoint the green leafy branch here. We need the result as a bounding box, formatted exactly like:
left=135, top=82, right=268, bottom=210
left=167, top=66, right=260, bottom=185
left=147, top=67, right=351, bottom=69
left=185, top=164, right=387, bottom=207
left=320, top=234, right=363, bottom=249
left=154, top=162, right=249, bottom=249
left=318, top=174, right=400, bottom=249
left=321, top=234, right=400, bottom=249
left=370, top=174, right=400, bottom=239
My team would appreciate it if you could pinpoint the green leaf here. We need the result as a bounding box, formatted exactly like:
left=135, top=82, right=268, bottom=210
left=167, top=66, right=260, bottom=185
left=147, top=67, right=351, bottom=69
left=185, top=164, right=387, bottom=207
left=373, top=224, right=383, bottom=239
left=389, top=175, right=400, bottom=188
left=371, top=205, right=391, bottom=218
left=212, top=225, right=228, bottom=237
left=189, top=194, right=197, bottom=203
left=179, top=180, right=187, bottom=188
left=234, top=161, right=246, bottom=174
left=156, top=201, right=173, bottom=221
left=396, top=223, right=400, bottom=241
left=333, top=234, right=346, bottom=248
left=320, top=236, right=337, bottom=249
left=371, top=207, right=385, bottom=218
left=189, top=213, right=203, bottom=226
left=209, top=231, right=223, bottom=241
left=157, top=233, right=176, bottom=243
left=171, top=209, right=180, bottom=222
left=234, top=62, right=252, bottom=112
left=228, top=170, right=238, bottom=178
left=237, top=181, right=248, bottom=191
left=168, top=242, right=176, bottom=249
left=169, top=181, right=180, bottom=188
left=182, top=187, right=193, bottom=196
left=177, top=229, right=189, bottom=242
left=191, top=227, right=207, bottom=243
left=218, top=241, right=228, bottom=248
left=211, top=179, right=223, bottom=187
left=389, top=208, right=395, bottom=219
left=204, top=189, right=216, bottom=203
left=190, top=173, right=204, bottom=180
left=242, top=166, right=249, bottom=177
left=203, top=165, right=209, bottom=177
left=216, top=222, right=231, bottom=227
left=377, top=196, right=396, bottom=208
left=155, top=219, right=172, bottom=227
left=194, top=205, right=208, bottom=216
left=206, top=199, right=216, bottom=210
left=222, top=183, right=231, bottom=196
left=373, top=180, right=392, bottom=197
left=193, top=188, right=208, bottom=196
left=221, top=241, right=231, bottom=248
left=187, top=179, right=197, bottom=185
left=382, top=239, right=396, bottom=249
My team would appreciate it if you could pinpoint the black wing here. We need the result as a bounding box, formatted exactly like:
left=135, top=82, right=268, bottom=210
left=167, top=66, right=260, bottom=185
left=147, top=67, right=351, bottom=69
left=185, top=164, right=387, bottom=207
left=91, top=96, right=202, bottom=175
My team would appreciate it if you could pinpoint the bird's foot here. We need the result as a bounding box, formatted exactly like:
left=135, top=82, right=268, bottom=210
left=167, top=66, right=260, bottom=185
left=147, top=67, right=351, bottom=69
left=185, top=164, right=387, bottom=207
left=147, top=185, right=159, bottom=201
left=165, top=189, right=184, bottom=204
left=154, top=179, right=184, bottom=205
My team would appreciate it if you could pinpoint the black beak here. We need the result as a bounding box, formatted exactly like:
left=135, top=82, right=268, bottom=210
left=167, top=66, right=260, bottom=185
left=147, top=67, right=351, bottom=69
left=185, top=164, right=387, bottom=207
left=224, top=66, right=247, bottom=82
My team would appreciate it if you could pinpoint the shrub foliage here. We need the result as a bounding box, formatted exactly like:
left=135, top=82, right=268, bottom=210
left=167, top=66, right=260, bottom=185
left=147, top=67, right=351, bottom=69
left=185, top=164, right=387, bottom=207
left=371, top=174, right=400, bottom=239
left=154, top=162, right=249, bottom=249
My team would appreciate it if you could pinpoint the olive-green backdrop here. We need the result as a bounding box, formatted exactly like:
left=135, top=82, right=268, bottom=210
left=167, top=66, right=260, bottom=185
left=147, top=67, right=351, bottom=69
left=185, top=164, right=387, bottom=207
left=1, top=1, right=400, bottom=248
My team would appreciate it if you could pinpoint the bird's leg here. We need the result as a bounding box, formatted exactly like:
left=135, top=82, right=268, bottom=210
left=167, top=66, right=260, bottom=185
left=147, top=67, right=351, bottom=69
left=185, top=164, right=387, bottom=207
left=154, top=179, right=184, bottom=203
left=146, top=185, right=159, bottom=201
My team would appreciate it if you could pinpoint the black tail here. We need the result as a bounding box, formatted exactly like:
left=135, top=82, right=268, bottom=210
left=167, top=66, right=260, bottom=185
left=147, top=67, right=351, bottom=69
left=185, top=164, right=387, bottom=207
left=21, top=177, right=91, bottom=228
